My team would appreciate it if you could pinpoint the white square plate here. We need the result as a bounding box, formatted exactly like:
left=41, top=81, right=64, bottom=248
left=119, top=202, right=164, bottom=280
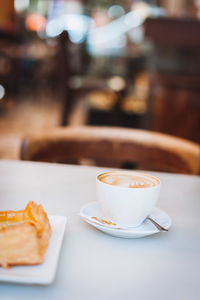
left=0, top=215, right=67, bottom=285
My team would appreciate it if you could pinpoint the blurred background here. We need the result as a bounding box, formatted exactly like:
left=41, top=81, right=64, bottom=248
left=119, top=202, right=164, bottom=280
left=0, top=0, right=200, bottom=159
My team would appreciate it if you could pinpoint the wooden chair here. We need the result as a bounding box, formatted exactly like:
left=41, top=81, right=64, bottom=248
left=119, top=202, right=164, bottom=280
left=20, top=126, right=200, bottom=175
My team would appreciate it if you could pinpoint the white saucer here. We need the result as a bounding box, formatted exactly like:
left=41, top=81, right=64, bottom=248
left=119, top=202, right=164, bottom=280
left=80, top=202, right=172, bottom=238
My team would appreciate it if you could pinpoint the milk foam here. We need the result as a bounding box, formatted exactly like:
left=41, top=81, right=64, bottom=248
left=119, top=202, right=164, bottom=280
left=99, top=173, right=157, bottom=188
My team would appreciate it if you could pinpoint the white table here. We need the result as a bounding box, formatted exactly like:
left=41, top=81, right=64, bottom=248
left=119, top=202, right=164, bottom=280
left=0, top=160, right=200, bottom=300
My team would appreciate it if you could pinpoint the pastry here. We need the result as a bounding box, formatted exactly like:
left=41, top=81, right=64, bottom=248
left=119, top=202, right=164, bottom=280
left=0, top=201, right=51, bottom=268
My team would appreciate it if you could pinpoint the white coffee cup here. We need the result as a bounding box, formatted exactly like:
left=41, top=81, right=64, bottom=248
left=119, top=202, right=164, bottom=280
left=96, top=171, right=161, bottom=227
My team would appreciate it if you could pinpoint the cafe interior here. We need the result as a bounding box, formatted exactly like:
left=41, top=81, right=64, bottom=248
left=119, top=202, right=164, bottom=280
left=0, top=0, right=200, bottom=297
left=0, top=0, right=200, bottom=172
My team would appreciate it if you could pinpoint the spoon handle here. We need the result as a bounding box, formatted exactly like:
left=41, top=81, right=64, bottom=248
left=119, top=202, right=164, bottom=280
left=147, top=217, right=168, bottom=232
left=87, top=216, right=168, bottom=232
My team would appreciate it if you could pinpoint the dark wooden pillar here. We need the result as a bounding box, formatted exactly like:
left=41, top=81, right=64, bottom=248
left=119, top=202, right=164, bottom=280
left=144, top=17, right=200, bottom=143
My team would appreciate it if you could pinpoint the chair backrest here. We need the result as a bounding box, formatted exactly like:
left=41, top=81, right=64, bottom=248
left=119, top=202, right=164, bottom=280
left=20, top=126, right=200, bottom=175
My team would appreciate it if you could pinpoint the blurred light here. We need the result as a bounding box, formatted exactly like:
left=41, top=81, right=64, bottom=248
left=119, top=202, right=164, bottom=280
left=116, top=35, right=126, bottom=48
left=15, top=0, right=29, bottom=12
left=63, top=1, right=83, bottom=14
left=68, top=31, right=85, bottom=44
left=61, top=14, right=91, bottom=32
left=88, top=16, right=126, bottom=46
left=0, top=85, right=5, bottom=100
left=151, top=7, right=166, bottom=17
left=61, top=14, right=80, bottom=31
left=131, top=2, right=151, bottom=19
left=128, top=26, right=144, bottom=44
left=108, top=76, right=126, bottom=92
left=62, top=14, right=92, bottom=44
left=46, top=14, right=92, bottom=43
left=87, top=2, right=159, bottom=55
left=124, top=12, right=142, bottom=28
left=87, top=10, right=144, bottom=49
left=108, top=5, right=125, bottom=19
left=25, top=13, right=46, bottom=32
left=46, top=19, right=63, bottom=37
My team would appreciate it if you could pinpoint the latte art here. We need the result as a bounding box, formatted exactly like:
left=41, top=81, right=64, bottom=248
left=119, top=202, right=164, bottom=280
left=97, top=171, right=161, bottom=227
left=98, top=173, right=158, bottom=188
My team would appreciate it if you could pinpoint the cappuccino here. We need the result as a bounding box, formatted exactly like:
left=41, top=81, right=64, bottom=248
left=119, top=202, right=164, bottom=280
left=98, top=172, right=159, bottom=188
left=97, top=171, right=161, bottom=227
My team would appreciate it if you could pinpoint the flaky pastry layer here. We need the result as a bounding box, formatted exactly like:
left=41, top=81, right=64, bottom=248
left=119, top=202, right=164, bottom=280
left=0, top=201, right=51, bottom=268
